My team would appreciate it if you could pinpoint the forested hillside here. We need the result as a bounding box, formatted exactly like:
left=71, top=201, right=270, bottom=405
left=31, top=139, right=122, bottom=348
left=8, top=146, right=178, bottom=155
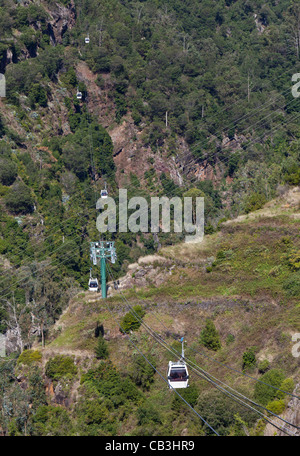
left=0, top=0, right=299, bottom=438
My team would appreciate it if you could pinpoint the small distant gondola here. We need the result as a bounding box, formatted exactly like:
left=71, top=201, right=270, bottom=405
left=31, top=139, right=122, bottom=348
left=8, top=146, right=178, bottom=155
left=101, top=182, right=108, bottom=199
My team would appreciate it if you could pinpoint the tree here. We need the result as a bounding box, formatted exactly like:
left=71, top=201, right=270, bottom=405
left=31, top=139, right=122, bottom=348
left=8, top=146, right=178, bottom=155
left=288, top=3, right=300, bottom=59
left=244, top=192, right=266, bottom=214
left=2, top=295, right=27, bottom=353
left=0, top=158, right=17, bottom=186
left=45, top=355, right=77, bottom=381
left=171, top=385, right=199, bottom=413
left=200, top=319, right=221, bottom=351
left=242, top=347, right=256, bottom=370
left=28, top=84, right=48, bottom=108
left=31, top=405, right=74, bottom=436
left=120, top=305, right=146, bottom=334
left=4, top=181, right=34, bottom=214
left=254, top=369, right=286, bottom=406
left=95, top=336, right=109, bottom=360
left=130, top=354, right=156, bottom=390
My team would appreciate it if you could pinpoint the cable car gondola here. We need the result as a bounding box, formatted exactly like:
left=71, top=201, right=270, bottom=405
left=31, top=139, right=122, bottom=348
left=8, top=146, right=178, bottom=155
left=85, top=34, right=90, bottom=44
left=88, top=269, right=99, bottom=292
left=100, top=181, right=108, bottom=199
left=76, top=87, right=82, bottom=100
left=167, top=337, right=189, bottom=389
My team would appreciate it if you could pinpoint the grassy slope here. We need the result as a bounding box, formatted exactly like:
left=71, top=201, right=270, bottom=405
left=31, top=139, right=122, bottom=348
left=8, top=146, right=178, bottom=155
left=42, top=188, right=300, bottom=435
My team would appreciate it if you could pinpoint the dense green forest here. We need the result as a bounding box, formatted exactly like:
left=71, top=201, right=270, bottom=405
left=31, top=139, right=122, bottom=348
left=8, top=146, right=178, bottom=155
left=0, top=0, right=299, bottom=437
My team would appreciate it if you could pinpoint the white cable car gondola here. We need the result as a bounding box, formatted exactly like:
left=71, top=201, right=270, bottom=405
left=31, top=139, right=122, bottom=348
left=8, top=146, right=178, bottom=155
left=76, top=87, right=82, bottom=100
left=85, top=34, right=90, bottom=44
left=100, top=181, right=108, bottom=199
left=88, top=269, right=99, bottom=292
left=167, top=337, right=189, bottom=389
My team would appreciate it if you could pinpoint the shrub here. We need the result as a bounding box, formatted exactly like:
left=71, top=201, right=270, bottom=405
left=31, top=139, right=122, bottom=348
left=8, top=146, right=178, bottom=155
left=287, top=250, right=300, bottom=272
left=45, top=355, right=77, bottom=381
left=75, top=397, right=109, bottom=428
left=60, top=67, right=77, bottom=88
left=171, top=385, right=199, bottom=412
left=0, top=158, right=17, bottom=186
left=254, top=369, right=285, bottom=406
left=81, top=361, right=142, bottom=408
left=258, top=359, right=270, bottom=374
left=17, top=349, right=42, bottom=365
left=282, top=272, right=300, bottom=297
left=137, top=404, right=162, bottom=426
left=197, top=390, right=257, bottom=436
left=200, top=319, right=221, bottom=351
left=244, top=192, right=266, bottom=214
left=242, top=347, right=256, bottom=370
left=283, top=163, right=300, bottom=185
left=226, top=334, right=235, bottom=345
left=266, top=399, right=285, bottom=415
left=32, top=405, right=74, bottom=436
left=95, top=336, right=109, bottom=360
left=4, top=181, right=34, bottom=214
left=130, top=354, right=156, bottom=390
left=29, top=83, right=48, bottom=107
left=120, top=305, right=146, bottom=334
left=276, top=378, right=294, bottom=400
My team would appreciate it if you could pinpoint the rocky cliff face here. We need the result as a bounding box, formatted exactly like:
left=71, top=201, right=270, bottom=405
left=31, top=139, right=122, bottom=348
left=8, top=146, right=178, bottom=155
left=42, top=0, right=77, bottom=45
left=264, top=384, right=300, bottom=436
left=1, top=1, right=76, bottom=72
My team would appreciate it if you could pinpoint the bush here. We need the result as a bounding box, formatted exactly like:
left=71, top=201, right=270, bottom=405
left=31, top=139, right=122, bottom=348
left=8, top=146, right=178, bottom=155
left=17, top=349, right=42, bottom=365
left=276, top=378, right=294, bottom=400
left=242, top=347, right=256, bottom=370
left=244, top=192, right=266, bottom=214
left=32, top=405, right=74, bottom=436
left=29, top=83, right=48, bottom=108
left=0, top=158, right=17, bottom=186
left=197, top=390, right=257, bottom=436
left=171, top=385, right=199, bottom=412
left=95, top=336, right=109, bottom=360
left=4, top=181, right=34, bottom=214
left=45, top=355, right=77, bottom=381
left=282, top=272, right=300, bottom=297
left=226, top=334, right=235, bottom=345
left=81, top=361, right=142, bottom=408
left=200, top=319, right=221, bottom=351
left=287, top=250, right=300, bottom=272
left=258, top=359, right=270, bottom=374
left=266, top=399, right=285, bottom=415
left=120, top=305, right=146, bottom=334
left=137, top=404, right=162, bottom=426
left=130, top=354, right=156, bottom=390
left=283, top=163, right=300, bottom=185
left=254, top=369, right=285, bottom=406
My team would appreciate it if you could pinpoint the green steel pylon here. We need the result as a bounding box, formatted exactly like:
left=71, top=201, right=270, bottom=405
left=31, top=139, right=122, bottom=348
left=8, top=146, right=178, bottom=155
left=90, top=241, right=117, bottom=298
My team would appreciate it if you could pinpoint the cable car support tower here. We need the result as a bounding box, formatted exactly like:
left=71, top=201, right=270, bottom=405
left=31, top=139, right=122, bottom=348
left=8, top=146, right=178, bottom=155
left=90, top=241, right=117, bottom=298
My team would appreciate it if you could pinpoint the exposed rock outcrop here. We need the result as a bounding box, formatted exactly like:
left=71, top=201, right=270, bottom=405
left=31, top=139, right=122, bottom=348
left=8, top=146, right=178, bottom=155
left=46, top=0, right=76, bottom=44
left=264, top=384, right=300, bottom=436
